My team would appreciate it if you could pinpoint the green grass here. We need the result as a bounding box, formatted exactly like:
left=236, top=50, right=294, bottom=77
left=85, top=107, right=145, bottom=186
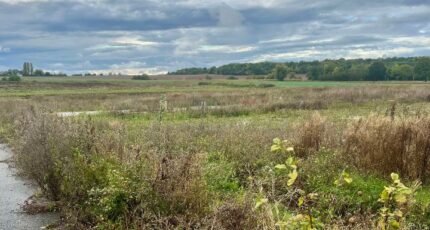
left=1, top=78, right=426, bottom=98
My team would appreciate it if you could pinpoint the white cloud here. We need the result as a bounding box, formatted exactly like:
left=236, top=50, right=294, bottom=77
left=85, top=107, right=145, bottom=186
left=259, top=35, right=307, bottom=44
left=250, top=46, right=415, bottom=63
left=91, top=61, right=168, bottom=75
left=113, top=37, right=160, bottom=47
left=198, top=45, right=255, bottom=53
left=342, top=47, right=414, bottom=59
left=86, top=37, right=160, bottom=52
left=390, top=36, right=430, bottom=47
left=0, top=45, right=10, bottom=52
left=251, top=49, right=322, bottom=62
left=177, top=0, right=286, bottom=9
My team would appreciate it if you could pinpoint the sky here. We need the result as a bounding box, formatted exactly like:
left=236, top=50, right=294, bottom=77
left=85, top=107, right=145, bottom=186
left=0, top=0, right=429, bottom=75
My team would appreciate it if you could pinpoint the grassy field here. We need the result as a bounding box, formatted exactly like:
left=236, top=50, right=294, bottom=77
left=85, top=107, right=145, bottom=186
left=1, top=77, right=430, bottom=229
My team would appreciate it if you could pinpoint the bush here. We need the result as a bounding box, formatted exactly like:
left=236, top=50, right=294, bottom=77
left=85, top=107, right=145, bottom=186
left=132, top=74, right=150, bottom=80
left=227, top=76, right=238, bottom=80
left=1, top=75, right=21, bottom=82
left=14, top=109, right=78, bottom=200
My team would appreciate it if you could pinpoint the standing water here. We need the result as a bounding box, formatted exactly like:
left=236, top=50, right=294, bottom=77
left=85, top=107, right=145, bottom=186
left=0, top=144, right=58, bottom=230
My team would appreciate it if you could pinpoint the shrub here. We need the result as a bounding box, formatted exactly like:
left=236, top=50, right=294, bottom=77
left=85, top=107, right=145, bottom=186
left=1, top=75, right=21, bottom=82
left=227, top=76, right=238, bottom=80
left=8, top=75, right=22, bottom=81
left=132, top=74, right=150, bottom=80
left=14, top=109, right=83, bottom=200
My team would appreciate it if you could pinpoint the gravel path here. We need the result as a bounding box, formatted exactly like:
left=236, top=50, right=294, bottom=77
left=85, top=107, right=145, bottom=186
left=0, top=144, right=58, bottom=230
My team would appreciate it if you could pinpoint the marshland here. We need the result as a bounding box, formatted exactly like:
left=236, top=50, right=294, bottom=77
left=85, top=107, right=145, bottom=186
left=1, top=76, right=430, bottom=229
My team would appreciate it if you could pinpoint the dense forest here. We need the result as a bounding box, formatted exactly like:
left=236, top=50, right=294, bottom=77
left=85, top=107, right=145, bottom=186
left=169, top=57, right=430, bottom=81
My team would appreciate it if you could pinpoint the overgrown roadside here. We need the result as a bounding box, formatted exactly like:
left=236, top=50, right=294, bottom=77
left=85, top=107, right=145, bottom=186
left=0, top=144, right=59, bottom=230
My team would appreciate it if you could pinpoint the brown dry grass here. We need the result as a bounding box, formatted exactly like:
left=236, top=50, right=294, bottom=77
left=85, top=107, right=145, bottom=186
left=344, top=115, right=430, bottom=181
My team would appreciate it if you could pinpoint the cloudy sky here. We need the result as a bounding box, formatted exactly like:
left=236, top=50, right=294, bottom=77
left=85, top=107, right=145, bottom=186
left=0, top=0, right=429, bottom=74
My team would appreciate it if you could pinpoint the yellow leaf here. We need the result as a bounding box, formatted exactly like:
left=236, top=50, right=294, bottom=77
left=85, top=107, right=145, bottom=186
left=393, top=210, right=403, bottom=218
left=307, top=193, right=319, bottom=200
left=391, top=173, right=399, bottom=182
left=287, top=169, right=298, bottom=186
left=271, top=145, right=281, bottom=152
left=255, top=198, right=268, bottom=209
left=273, top=138, right=282, bottom=145
left=394, top=193, right=407, bottom=204
left=379, top=187, right=390, bottom=202
left=298, top=197, right=304, bottom=207
left=344, top=177, right=353, bottom=184
left=275, top=164, right=287, bottom=170
left=286, top=157, right=294, bottom=165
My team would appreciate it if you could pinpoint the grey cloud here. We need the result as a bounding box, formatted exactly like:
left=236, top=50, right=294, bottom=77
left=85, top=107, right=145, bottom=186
left=0, top=0, right=429, bottom=73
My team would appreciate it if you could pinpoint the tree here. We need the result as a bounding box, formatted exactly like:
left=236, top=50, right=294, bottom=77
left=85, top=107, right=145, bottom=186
left=22, top=62, right=34, bottom=76
left=34, top=69, right=44, bottom=76
left=270, top=64, right=288, bottom=81
left=308, top=65, right=323, bottom=80
left=389, top=64, right=413, bottom=81
left=348, top=64, right=368, bottom=81
left=366, top=61, right=387, bottom=81
left=414, top=57, right=430, bottom=81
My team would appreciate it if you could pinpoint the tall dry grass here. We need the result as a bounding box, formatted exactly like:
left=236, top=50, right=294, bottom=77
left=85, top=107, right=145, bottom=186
left=344, top=115, right=430, bottom=181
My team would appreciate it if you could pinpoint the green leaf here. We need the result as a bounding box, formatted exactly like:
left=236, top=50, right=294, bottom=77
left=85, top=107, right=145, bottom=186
left=389, top=220, right=400, bottom=229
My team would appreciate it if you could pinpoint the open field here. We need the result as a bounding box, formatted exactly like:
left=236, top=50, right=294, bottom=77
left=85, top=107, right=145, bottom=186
left=1, top=77, right=430, bottom=229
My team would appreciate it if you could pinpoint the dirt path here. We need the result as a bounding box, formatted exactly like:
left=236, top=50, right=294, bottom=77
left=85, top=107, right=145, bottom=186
left=0, top=144, right=58, bottom=230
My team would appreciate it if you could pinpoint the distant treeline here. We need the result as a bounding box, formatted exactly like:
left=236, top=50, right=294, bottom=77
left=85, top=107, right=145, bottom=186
left=0, top=62, right=67, bottom=77
left=169, top=57, right=430, bottom=81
